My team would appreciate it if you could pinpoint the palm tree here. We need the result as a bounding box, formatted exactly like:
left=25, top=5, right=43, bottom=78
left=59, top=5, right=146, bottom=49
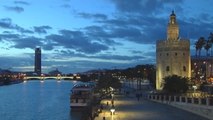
left=195, top=41, right=199, bottom=57
left=197, top=37, right=206, bottom=56
left=208, top=32, right=213, bottom=77
left=204, top=39, right=212, bottom=56
left=208, top=32, right=213, bottom=56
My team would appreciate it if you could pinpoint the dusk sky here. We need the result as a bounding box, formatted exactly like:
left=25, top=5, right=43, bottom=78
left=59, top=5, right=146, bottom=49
left=0, top=0, right=213, bottom=74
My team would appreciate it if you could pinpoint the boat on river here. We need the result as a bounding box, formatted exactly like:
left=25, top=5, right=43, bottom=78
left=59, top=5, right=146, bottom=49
left=70, top=83, right=94, bottom=109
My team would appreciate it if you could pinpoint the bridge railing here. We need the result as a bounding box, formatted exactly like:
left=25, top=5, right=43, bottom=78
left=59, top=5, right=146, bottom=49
left=23, top=76, right=74, bottom=80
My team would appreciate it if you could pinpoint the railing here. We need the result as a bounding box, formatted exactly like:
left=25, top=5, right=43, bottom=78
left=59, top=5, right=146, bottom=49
left=71, top=94, right=91, bottom=99
left=148, top=94, right=213, bottom=119
left=148, top=94, right=213, bottom=106
left=23, top=76, right=74, bottom=80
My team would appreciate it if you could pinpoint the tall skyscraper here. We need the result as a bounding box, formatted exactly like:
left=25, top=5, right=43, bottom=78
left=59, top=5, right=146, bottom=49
left=34, top=48, right=41, bottom=75
left=156, top=11, right=191, bottom=90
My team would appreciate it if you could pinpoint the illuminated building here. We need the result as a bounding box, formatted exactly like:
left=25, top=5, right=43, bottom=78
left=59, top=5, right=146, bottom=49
left=34, top=48, right=41, bottom=75
left=156, top=11, right=191, bottom=90
left=191, top=56, right=213, bottom=83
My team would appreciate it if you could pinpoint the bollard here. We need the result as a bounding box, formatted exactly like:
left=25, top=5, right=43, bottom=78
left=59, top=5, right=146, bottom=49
left=198, top=98, right=202, bottom=105
left=192, top=97, right=194, bottom=104
left=169, top=96, right=171, bottom=103
left=164, top=95, right=166, bottom=103
left=174, top=96, right=176, bottom=102
left=206, top=98, right=210, bottom=106
left=159, top=95, right=161, bottom=101
left=180, top=96, right=182, bottom=103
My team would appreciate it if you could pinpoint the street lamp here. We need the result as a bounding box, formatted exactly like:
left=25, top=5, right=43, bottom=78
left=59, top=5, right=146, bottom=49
left=110, top=105, right=115, bottom=115
left=192, top=85, right=197, bottom=93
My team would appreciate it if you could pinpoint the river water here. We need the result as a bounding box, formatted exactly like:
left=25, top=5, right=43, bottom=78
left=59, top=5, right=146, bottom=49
left=0, top=80, right=83, bottom=120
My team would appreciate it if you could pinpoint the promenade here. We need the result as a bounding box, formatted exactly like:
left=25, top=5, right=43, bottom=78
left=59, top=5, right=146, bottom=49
left=94, top=91, right=210, bottom=120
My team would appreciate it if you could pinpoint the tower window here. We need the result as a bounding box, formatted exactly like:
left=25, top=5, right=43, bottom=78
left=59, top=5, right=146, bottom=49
left=183, top=66, right=186, bottom=72
left=166, top=66, right=170, bottom=71
left=175, top=53, right=177, bottom=56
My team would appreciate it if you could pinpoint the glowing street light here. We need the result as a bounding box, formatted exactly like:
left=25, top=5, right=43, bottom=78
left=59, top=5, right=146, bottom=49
left=110, top=105, right=115, bottom=115
left=110, top=104, right=115, bottom=120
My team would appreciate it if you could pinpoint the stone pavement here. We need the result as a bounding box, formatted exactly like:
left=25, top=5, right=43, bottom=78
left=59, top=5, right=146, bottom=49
left=94, top=91, right=209, bottom=120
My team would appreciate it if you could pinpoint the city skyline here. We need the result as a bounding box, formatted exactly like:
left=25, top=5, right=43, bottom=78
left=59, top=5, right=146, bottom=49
left=0, top=0, right=213, bottom=73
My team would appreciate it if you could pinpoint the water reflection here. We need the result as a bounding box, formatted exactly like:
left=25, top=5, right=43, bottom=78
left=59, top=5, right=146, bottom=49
left=0, top=80, right=83, bottom=120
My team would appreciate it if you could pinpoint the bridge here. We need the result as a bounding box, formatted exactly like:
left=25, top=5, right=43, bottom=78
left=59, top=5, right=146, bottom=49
left=23, top=76, right=79, bottom=80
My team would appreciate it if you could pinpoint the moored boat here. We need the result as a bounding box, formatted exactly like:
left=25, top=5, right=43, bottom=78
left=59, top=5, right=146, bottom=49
left=70, top=83, right=94, bottom=109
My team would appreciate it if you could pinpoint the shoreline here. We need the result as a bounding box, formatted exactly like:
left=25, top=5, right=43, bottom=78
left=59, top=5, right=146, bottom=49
left=0, top=79, right=23, bottom=86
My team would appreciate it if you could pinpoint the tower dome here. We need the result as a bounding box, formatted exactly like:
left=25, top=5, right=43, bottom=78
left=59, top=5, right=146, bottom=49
left=170, top=10, right=176, bottom=16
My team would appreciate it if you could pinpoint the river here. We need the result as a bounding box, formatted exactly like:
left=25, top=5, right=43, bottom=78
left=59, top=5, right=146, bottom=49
left=0, top=80, right=83, bottom=120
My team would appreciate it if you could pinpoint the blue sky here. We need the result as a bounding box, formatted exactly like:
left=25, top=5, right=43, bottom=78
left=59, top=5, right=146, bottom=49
left=0, top=0, right=213, bottom=74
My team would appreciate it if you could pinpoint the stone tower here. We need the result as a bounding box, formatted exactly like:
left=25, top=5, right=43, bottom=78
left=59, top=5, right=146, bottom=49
left=156, top=11, right=191, bottom=90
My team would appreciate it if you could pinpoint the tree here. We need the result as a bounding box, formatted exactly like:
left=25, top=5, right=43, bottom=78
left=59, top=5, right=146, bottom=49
left=1, top=75, right=12, bottom=85
left=197, top=37, right=206, bottom=56
left=195, top=41, right=199, bottom=56
left=96, top=74, right=121, bottom=92
left=204, top=39, right=212, bottom=56
left=79, top=74, right=91, bottom=82
left=208, top=32, right=213, bottom=56
left=163, top=75, right=189, bottom=94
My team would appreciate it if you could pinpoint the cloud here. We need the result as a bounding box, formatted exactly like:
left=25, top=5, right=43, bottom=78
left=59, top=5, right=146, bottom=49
left=0, top=18, right=33, bottom=34
left=0, top=18, right=13, bottom=29
left=34, top=25, right=52, bottom=34
left=16, top=26, right=34, bottom=34
left=46, top=29, right=109, bottom=54
left=84, top=14, right=167, bottom=44
left=4, top=6, right=24, bottom=13
left=179, top=18, right=213, bottom=43
left=12, top=36, right=43, bottom=49
left=84, top=25, right=121, bottom=45
left=14, top=1, right=30, bottom=5
left=109, top=0, right=183, bottom=14
left=0, top=56, right=33, bottom=71
left=77, top=12, right=108, bottom=20
left=55, top=49, right=148, bottom=62
left=131, top=50, right=143, bottom=54
left=61, top=4, right=71, bottom=8
left=0, top=33, right=20, bottom=41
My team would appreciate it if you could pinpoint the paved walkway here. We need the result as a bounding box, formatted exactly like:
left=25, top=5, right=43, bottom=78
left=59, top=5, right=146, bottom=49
left=94, top=92, right=210, bottom=120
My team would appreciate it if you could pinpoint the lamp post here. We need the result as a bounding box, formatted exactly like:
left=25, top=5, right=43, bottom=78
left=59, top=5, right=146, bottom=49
left=110, top=105, right=115, bottom=120
left=111, top=93, right=114, bottom=99
left=192, top=85, right=197, bottom=93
